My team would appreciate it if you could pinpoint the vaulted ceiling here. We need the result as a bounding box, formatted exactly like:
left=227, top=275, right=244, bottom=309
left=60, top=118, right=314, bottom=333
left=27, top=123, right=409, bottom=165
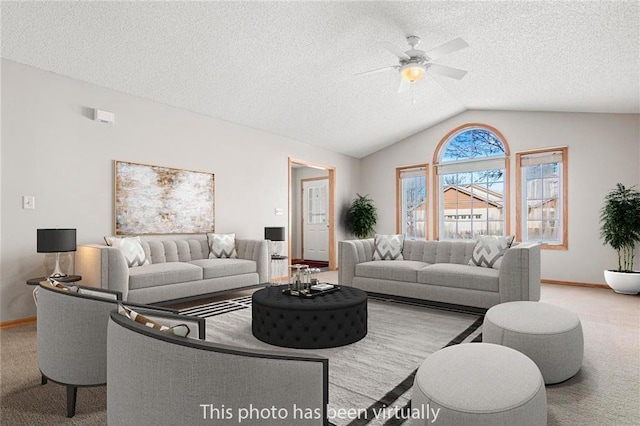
left=2, top=1, right=638, bottom=158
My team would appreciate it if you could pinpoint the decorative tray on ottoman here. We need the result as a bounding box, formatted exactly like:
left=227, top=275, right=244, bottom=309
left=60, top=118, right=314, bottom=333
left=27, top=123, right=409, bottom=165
left=282, top=284, right=341, bottom=298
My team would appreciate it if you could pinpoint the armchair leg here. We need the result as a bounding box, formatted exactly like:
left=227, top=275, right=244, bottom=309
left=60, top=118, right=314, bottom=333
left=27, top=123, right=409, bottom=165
left=41, top=375, right=48, bottom=385
left=66, top=386, right=77, bottom=418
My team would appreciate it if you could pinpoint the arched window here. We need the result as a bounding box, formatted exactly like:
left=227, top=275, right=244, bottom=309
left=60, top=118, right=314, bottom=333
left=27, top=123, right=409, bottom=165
left=433, top=124, right=510, bottom=240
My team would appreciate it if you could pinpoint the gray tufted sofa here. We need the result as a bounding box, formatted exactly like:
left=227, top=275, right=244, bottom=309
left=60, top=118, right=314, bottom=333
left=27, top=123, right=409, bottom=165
left=76, top=234, right=268, bottom=304
left=338, top=239, right=540, bottom=310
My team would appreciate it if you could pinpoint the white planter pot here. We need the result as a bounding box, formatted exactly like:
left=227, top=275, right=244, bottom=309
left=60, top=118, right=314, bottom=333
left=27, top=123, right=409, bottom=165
left=604, top=270, right=640, bottom=295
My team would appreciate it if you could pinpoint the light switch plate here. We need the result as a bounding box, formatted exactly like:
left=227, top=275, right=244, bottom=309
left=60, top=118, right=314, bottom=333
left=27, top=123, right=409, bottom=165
left=275, top=208, right=284, bottom=216
left=23, top=196, right=35, bottom=210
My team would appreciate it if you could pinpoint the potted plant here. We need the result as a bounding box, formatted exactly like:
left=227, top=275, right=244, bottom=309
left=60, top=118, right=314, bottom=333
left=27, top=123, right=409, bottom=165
left=346, top=194, right=378, bottom=239
left=599, top=183, right=640, bottom=294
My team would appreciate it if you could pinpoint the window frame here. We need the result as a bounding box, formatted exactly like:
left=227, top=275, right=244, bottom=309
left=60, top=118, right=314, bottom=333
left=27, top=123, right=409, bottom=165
left=396, top=164, right=429, bottom=240
left=516, top=147, right=568, bottom=250
left=432, top=123, right=511, bottom=241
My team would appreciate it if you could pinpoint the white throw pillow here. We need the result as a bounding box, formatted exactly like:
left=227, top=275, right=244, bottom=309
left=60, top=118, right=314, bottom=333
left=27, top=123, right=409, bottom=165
left=373, top=234, right=405, bottom=260
left=104, top=236, right=150, bottom=267
left=469, top=235, right=515, bottom=269
left=207, top=233, right=237, bottom=259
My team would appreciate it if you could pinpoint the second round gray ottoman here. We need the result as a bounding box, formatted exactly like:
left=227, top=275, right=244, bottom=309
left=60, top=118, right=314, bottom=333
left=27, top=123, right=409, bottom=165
left=483, top=301, right=583, bottom=384
left=412, top=343, right=547, bottom=426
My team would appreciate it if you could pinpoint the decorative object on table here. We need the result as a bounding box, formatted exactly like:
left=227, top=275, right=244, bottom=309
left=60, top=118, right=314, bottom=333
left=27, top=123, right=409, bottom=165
left=114, top=160, right=214, bottom=235
left=346, top=194, right=377, bottom=238
left=309, top=267, right=321, bottom=286
left=310, top=282, right=334, bottom=292
left=599, top=183, right=640, bottom=294
left=288, top=264, right=310, bottom=294
left=37, top=228, right=76, bottom=279
left=284, top=265, right=338, bottom=298
left=264, top=226, right=285, bottom=256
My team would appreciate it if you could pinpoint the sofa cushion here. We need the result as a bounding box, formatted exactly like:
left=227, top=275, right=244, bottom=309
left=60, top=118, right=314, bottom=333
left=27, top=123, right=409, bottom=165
left=189, top=258, right=257, bottom=279
left=373, top=234, right=404, bottom=260
left=356, top=260, right=428, bottom=283
left=128, top=263, right=203, bottom=290
left=418, top=264, right=499, bottom=292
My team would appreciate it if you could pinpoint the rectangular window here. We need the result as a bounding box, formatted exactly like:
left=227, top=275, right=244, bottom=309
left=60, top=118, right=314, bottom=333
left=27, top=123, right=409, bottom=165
left=516, top=147, right=568, bottom=249
left=396, top=165, right=428, bottom=240
left=438, top=167, right=506, bottom=240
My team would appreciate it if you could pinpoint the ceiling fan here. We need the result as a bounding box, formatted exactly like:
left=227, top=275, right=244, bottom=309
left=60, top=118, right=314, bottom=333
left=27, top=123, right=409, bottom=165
left=357, top=35, right=469, bottom=92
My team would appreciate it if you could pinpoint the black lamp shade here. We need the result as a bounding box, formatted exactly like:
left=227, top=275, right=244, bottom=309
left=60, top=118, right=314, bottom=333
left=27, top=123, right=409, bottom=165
left=264, top=227, right=285, bottom=242
left=37, top=229, right=77, bottom=253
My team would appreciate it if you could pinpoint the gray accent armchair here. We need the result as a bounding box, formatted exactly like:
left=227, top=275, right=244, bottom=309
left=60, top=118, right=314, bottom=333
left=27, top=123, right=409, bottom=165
left=36, top=282, right=203, bottom=417
left=107, top=312, right=329, bottom=425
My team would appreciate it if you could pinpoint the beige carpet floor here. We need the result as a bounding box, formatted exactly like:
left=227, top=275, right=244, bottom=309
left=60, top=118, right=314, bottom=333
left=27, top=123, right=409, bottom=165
left=1, top=273, right=638, bottom=425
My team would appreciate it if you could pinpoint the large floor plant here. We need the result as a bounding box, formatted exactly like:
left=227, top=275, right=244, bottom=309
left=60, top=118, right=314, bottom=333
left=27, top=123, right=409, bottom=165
left=599, top=183, right=640, bottom=294
left=346, top=194, right=378, bottom=239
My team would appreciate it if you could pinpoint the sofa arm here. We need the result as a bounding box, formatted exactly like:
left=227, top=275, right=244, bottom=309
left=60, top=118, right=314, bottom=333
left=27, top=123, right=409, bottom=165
left=236, top=239, right=269, bottom=284
left=76, top=244, right=130, bottom=299
left=338, top=239, right=375, bottom=286
left=499, top=243, right=541, bottom=303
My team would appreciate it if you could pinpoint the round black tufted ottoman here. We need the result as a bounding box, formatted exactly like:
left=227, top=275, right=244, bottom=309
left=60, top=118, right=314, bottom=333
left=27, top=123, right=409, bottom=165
left=252, top=286, right=368, bottom=349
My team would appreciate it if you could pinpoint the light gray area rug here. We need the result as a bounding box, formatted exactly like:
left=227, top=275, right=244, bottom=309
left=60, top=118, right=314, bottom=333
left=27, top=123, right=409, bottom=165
left=180, top=295, right=483, bottom=426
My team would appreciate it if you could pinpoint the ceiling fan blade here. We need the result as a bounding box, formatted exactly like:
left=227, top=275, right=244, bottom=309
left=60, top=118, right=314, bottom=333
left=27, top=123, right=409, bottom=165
left=424, top=37, right=468, bottom=60
left=354, top=65, right=398, bottom=76
left=379, top=41, right=410, bottom=60
left=426, top=63, right=468, bottom=80
left=398, top=78, right=412, bottom=93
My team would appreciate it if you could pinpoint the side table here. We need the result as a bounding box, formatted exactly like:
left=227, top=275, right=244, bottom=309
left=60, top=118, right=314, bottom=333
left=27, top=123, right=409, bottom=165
left=27, top=275, right=82, bottom=286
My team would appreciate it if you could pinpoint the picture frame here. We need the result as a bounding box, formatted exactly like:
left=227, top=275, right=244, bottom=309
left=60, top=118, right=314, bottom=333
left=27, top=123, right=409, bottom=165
left=114, top=160, right=215, bottom=235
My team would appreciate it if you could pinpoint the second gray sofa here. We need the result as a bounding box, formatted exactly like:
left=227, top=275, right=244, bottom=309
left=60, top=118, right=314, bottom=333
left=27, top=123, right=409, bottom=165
left=339, top=239, right=540, bottom=309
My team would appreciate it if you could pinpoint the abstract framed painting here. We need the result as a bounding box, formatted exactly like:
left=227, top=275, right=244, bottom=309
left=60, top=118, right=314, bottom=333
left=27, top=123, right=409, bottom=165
left=114, top=161, right=215, bottom=235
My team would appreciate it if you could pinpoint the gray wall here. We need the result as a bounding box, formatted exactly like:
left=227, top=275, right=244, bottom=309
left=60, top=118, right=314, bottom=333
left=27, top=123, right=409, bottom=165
left=0, top=60, right=360, bottom=322
left=360, top=110, right=640, bottom=285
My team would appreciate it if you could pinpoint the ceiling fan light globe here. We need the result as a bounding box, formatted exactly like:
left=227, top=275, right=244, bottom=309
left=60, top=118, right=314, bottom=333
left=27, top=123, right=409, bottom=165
left=400, top=64, right=425, bottom=82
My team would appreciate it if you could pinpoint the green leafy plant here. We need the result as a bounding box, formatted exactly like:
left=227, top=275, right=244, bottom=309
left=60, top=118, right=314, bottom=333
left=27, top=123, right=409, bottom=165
left=599, top=183, right=640, bottom=271
left=346, top=194, right=378, bottom=239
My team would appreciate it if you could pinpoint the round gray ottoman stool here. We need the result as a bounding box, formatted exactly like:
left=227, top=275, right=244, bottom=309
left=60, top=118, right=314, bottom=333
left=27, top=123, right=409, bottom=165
left=412, top=343, right=547, bottom=426
left=483, top=301, right=583, bottom=384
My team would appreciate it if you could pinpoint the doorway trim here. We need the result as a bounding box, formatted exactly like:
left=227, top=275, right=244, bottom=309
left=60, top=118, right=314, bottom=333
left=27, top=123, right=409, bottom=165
left=301, top=176, right=330, bottom=263
left=288, top=158, right=336, bottom=270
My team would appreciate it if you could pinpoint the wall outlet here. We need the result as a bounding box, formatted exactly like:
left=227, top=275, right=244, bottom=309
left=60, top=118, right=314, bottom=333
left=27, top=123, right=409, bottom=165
left=23, top=196, right=35, bottom=210
left=275, top=208, right=283, bottom=216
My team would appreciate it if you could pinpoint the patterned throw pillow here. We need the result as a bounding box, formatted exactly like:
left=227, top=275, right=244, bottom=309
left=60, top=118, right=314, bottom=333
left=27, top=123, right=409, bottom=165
left=373, top=234, right=405, bottom=260
left=207, top=233, right=237, bottom=259
left=117, top=304, right=190, bottom=337
left=47, top=280, right=79, bottom=293
left=104, top=236, right=150, bottom=267
left=469, top=235, right=515, bottom=269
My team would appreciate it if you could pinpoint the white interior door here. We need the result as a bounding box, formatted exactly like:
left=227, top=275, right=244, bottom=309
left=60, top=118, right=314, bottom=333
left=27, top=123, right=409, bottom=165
left=302, top=178, right=329, bottom=262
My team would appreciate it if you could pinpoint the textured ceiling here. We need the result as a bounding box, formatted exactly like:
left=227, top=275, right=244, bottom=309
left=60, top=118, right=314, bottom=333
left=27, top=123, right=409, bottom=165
left=2, top=1, right=638, bottom=158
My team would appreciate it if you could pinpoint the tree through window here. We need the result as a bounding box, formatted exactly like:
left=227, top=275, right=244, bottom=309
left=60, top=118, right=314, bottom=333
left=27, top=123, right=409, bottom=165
left=434, top=124, right=510, bottom=240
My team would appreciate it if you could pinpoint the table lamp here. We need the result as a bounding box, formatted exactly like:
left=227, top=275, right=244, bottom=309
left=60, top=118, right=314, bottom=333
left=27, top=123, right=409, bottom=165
left=37, top=228, right=77, bottom=278
left=264, top=227, right=285, bottom=257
